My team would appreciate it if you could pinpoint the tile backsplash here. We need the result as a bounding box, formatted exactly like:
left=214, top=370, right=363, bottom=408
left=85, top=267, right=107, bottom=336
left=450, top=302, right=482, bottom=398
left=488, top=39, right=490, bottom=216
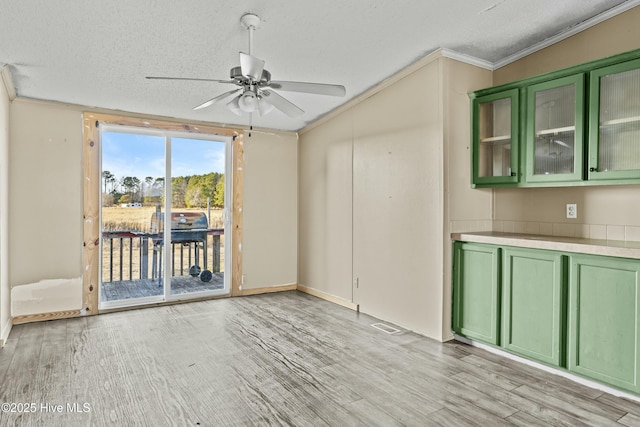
left=449, top=220, right=640, bottom=242
left=493, top=220, right=640, bottom=242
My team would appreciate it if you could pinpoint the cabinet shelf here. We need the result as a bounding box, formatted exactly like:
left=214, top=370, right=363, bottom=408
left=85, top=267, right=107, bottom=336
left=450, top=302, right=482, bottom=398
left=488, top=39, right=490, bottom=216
left=535, top=125, right=575, bottom=137
left=480, top=135, right=511, bottom=143
left=599, top=116, right=640, bottom=136
left=601, top=115, right=640, bottom=126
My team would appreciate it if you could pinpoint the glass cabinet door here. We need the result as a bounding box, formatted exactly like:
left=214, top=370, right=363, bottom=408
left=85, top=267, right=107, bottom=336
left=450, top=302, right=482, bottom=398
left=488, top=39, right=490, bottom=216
left=588, top=58, right=640, bottom=181
left=472, top=89, right=519, bottom=186
left=525, top=74, right=584, bottom=183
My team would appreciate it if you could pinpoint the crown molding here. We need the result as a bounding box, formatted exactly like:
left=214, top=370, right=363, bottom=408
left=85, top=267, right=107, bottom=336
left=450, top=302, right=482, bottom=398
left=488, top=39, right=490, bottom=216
left=1, top=65, right=16, bottom=101
left=493, top=0, right=640, bottom=69
left=440, top=48, right=494, bottom=70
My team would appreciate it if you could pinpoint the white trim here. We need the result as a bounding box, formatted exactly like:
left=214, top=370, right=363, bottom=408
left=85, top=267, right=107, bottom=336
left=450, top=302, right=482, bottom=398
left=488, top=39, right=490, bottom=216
left=455, top=335, right=640, bottom=403
left=440, top=48, right=494, bottom=71
left=0, top=65, right=16, bottom=101
left=223, top=136, right=232, bottom=294
left=494, top=0, right=640, bottom=69
left=297, top=285, right=359, bottom=311
left=0, top=318, right=12, bottom=347
left=99, top=295, right=165, bottom=310
left=97, top=125, right=233, bottom=309
left=163, top=135, right=172, bottom=300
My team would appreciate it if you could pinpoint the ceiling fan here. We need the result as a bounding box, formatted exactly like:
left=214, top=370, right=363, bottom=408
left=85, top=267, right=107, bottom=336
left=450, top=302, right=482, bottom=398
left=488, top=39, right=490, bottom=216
left=146, top=13, right=346, bottom=118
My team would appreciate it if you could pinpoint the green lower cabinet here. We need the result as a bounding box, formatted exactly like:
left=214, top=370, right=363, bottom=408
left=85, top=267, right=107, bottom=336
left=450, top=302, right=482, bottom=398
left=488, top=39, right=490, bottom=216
left=502, top=248, right=565, bottom=366
left=568, top=254, right=640, bottom=394
left=452, top=242, right=500, bottom=345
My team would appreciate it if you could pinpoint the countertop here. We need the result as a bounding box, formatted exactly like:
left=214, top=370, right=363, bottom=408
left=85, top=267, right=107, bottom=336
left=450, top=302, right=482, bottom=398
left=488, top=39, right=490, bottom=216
left=451, top=231, right=640, bottom=260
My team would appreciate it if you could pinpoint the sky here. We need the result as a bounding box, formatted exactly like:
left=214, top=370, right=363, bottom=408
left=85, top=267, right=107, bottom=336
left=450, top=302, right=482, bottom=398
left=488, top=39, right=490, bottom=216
left=102, top=131, right=227, bottom=184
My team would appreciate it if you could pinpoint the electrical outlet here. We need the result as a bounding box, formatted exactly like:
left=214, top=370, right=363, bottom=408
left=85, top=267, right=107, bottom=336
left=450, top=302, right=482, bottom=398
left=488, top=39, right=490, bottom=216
left=566, top=203, right=577, bottom=219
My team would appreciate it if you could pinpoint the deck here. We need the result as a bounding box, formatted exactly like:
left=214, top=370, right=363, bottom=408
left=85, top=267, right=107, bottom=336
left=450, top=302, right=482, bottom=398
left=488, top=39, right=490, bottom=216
left=100, top=273, right=225, bottom=302
left=101, top=228, right=225, bottom=303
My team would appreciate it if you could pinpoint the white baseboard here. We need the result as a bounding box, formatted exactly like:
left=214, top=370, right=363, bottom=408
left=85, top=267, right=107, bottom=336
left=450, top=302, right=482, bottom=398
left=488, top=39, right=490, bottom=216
left=0, top=318, right=13, bottom=347
left=296, top=285, right=359, bottom=311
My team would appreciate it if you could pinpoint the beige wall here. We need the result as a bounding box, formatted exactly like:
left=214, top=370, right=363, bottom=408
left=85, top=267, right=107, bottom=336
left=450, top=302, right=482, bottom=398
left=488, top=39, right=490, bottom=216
left=0, top=73, right=10, bottom=343
left=352, top=60, right=444, bottom=338
left=442, top=59, right=493, bottom=339
left=299, top=52, right=491, bottom=340
left=9, top=101, right=84, bottom=316
left=8, top=99, right=298, bottom=316
left=298, top=110, right=354, bottom=302
left=492, top=5, right=640, bottom=240
left=241, top=131, right=298, bottom=290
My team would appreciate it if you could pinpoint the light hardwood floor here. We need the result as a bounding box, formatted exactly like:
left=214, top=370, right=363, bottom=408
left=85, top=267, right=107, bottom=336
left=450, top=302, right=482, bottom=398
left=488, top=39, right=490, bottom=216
left=1, top=291, right=639, bottom=426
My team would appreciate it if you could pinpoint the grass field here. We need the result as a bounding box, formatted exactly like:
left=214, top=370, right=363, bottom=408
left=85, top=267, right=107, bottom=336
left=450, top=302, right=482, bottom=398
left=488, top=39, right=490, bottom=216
left=102, top=206, right=225, bottom=232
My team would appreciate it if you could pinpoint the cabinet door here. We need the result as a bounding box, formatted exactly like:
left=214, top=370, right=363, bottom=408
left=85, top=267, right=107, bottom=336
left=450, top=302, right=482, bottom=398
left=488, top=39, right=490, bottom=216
left=525, top=74, right=585, bottom=183
left=502, top=248, right=564, bottom=366
left=471, top=89, right=519, bottom=187
left=588, top=58, right=640, bottom=181
left=452, top=242, right=501, bottom=344
left=568, top=255, right=640, bottom=394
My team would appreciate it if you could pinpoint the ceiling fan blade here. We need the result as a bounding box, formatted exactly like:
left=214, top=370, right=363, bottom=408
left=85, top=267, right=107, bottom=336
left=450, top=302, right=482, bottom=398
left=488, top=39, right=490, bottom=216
left=193, top=89, right=241, bottom=110
left=260, top=89, right=304, bottom=117
left=239, top=52, right=265, bottom=81
left=227, top=94, right=243, bottom=116
left=269, top=80, right=346, bottom=97
left=146, top=76, right=235, bottom=84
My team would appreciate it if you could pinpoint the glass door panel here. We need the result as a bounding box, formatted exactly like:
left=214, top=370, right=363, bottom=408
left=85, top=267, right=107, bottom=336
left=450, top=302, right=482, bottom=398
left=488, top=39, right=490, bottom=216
left=168, top=137, right=227, bottom=298
left=526, top=74, right=584, bottom=183
left=100, top=131, right=166, bottom=307
left=472, top=89, right=519, bottom=186
left=100, top=128, right=231, bottom=309
left=589, top=58, right=640, bottom=180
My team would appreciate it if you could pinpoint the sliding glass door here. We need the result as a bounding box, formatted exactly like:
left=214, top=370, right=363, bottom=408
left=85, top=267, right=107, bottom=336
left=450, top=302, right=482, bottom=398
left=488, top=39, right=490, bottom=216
left=99, top=127, right=231, bottom=309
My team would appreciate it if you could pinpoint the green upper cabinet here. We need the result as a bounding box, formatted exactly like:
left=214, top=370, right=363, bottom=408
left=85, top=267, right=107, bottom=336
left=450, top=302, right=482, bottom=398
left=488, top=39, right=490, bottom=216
left=588, top=58, right=640, bottom=181
left=470, top=48, right=640, bottom=188
left=471, top=89, right=519, bottom=186
left=525, top=74, right=585, bottom=184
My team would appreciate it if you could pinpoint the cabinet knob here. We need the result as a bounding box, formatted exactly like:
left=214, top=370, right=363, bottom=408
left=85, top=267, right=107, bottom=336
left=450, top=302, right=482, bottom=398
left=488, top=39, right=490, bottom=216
left=590, top=167, right=597, bottom=172
left=510, top=171, right=517, bottom=177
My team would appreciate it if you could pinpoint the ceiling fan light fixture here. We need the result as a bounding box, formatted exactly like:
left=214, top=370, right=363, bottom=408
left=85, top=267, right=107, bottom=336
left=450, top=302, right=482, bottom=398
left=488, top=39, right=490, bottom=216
left=257, top=97, right=274, bottom=116
left=238, top=90, right=259, bottom=113
left=227, top=95, right=243, bottom=116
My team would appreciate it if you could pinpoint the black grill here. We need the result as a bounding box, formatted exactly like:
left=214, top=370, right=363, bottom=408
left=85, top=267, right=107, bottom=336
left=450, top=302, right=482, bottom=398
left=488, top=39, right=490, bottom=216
left=150, top=212, right=208, bottom=243
left=150, top=211, right=212, bottom=282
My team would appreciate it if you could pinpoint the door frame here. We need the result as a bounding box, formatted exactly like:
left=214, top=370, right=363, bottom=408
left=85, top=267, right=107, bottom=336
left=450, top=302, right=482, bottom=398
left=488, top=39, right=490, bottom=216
left=83, top=112, right=244, bottom=315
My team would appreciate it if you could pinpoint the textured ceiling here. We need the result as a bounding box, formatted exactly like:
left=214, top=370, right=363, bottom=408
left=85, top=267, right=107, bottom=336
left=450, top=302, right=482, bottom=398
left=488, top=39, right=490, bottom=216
left=0, top=0, right=636, bottom=131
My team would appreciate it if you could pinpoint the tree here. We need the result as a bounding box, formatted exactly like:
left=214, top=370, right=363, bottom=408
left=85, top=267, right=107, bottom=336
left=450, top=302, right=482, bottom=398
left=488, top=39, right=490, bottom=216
left=121, top=176, right=141, bottom=201
left=213, top=175, right=225, bottom=207
left=172, top=176, right=188, bottom=208
left=119, top=194, right=132, bottom=204
left=185, top=185, right=203, bottom=208
left=102, top=192, right=114, bottom=207
left=144, top=176, right=154, bottom=196
left=102, top=170, right=115, bottom=193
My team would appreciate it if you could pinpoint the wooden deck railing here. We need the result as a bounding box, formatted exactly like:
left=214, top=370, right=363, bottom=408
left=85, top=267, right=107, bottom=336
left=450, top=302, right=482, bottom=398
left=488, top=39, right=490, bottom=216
left=101, top=229, right=224, bottom=283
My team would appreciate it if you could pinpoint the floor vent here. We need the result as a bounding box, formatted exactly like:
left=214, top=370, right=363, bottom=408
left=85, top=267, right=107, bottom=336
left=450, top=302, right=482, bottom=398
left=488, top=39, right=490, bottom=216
left=371, top=322, right=401, bottom=335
